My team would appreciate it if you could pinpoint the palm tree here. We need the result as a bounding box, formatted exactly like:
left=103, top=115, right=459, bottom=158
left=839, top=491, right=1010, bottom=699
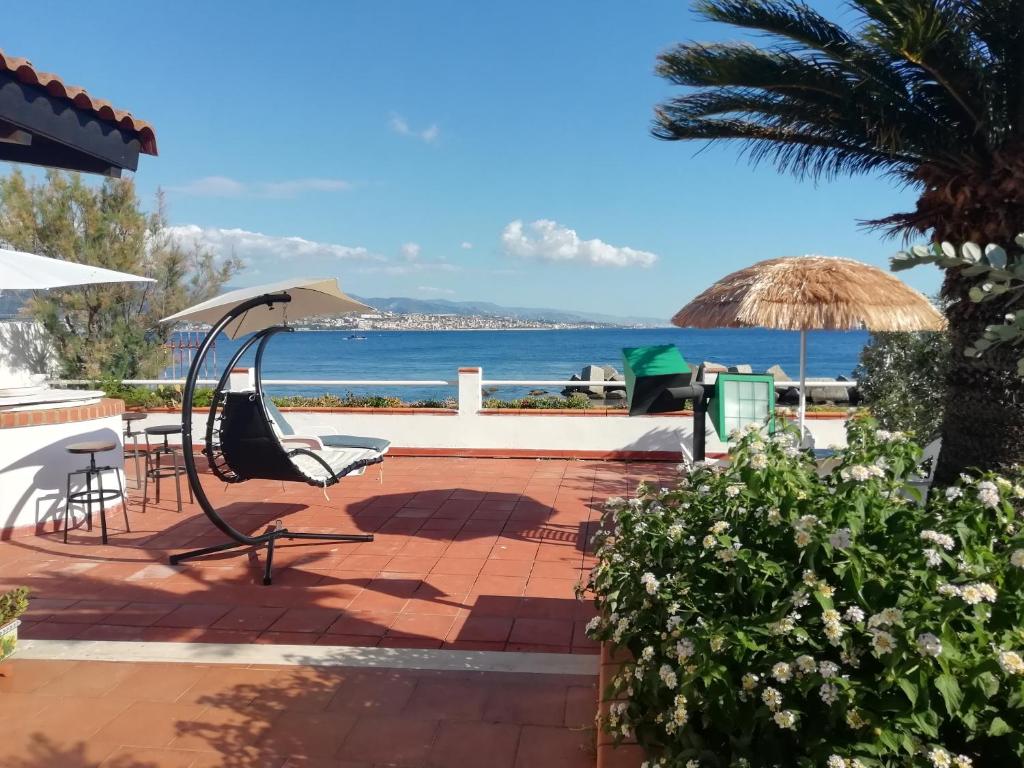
left=654, top=0, right=1024, bottom=481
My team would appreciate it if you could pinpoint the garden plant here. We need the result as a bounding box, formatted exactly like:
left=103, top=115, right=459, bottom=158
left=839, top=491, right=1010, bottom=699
left=585, top=417, right=1024, bottom=766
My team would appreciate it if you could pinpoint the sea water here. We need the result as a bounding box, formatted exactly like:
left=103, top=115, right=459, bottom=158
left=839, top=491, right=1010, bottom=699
left=172, top=327, right=869, bottom=401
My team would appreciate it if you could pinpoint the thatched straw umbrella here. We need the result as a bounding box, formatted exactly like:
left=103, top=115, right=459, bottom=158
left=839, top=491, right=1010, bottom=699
left=672, top=255, right=945, bottom=435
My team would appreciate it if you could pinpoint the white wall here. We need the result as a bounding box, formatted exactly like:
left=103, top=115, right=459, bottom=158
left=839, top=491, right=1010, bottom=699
left=0, top=414, right=125, bottom=533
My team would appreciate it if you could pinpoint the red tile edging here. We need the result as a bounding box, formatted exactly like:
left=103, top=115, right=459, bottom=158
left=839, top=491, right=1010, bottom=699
left=0, top=397, right=124, bottom=429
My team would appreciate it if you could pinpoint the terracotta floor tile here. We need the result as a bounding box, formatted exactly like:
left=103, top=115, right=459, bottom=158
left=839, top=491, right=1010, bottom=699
left=152, top=603, right=232, bottom=628
left=34, top=660, right=136, bottom=698
left=268, top=607, right=341, bottom=634
left=327, top=670, right=417, bottom=715
left=430, top=556, right=486, bottom=575
left=341, top=716, right=439, bottom=765
left=92, top=700, right=209, bottom=748
left=388, top=613, right=457, bottom=641
left=514, top=724, right=595, bottom=768
left=509, top=618, right=574, bottom=647
left=401, top=678, right=490, bottom=720
left=448, top=615, right=514, bottom=643
left=327, top=611, right=396, bottom=637
left=212, top=605, right=287, bottom=632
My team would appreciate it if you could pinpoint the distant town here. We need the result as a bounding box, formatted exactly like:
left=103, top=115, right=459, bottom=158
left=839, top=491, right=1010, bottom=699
left=298, top=311, right=635, bottom=332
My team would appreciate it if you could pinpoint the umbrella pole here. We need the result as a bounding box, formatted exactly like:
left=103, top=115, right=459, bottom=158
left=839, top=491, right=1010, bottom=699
left=798, top=329, right=807, bottom=441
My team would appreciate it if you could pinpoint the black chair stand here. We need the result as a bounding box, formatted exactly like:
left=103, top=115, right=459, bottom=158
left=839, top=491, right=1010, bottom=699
left=167, top=293, right=375, bottom=585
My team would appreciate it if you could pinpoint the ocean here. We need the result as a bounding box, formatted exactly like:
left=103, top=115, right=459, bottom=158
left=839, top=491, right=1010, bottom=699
left=170, top=327, right=870, bottom=401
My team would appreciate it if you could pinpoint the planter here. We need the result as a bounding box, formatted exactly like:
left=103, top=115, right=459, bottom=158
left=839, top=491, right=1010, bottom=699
left=598, top=642, right=645, bottom=768
left=0, top=619, right=21, bottom=662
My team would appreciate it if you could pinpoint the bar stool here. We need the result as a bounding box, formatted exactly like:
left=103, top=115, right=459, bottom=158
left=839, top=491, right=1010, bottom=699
left=64, top=441, right=129, bottom=544
left=142, top=424, right=193, bottom=513
left=122, top=412, right=148, bottom=490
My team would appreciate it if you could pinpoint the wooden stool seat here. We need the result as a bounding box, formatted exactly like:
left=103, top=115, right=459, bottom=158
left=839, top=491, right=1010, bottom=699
left=67, top=441, right=116, bottom=455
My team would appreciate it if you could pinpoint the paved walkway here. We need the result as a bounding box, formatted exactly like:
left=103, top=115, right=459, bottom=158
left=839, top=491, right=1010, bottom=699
left=1, top=457, right=675, bottom=653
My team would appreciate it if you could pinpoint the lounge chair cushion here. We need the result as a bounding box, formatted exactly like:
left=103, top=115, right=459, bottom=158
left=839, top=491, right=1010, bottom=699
left=322, top=434, right=391, bottom=452
left=288, top=446, right=383, bottom=484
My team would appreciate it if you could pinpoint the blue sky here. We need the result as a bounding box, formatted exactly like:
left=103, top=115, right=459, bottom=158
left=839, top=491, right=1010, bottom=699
left=4, top=1, right=940, bottom=318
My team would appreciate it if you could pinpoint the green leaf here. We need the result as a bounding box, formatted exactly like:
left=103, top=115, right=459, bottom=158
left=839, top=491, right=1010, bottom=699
left=935, top=673, right=963, bottom=717
left=962, top=242, right=982, bottom=263
left=969, top=286, right=985, bottom=302
left=975, top=671, right=1000, bottom=699
left=986, top=244, right=1009, bottom=269
left=897, top=677, right=918, bottom=706
left=989, top=716, right=1014, bottom=736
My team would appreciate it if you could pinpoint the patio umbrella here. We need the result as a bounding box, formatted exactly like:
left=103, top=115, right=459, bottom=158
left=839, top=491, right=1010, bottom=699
left=0, top=247, right=153, bottom=290
left=161, top=277, right=372, bottom=339
left=671, top=255, right=945, bottom=435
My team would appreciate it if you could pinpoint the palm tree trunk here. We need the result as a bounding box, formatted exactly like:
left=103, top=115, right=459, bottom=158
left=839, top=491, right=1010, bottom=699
left=933, top=270, right=1024, bottom=484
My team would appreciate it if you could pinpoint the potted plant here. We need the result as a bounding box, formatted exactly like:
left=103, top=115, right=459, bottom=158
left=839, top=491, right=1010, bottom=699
left=0, top=587, right=29, bottom=662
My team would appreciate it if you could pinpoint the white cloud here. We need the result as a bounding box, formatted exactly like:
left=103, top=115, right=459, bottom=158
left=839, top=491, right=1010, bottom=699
left=400, top=242, right=421, bottom=261
left=389, top=114, right=440, bottom=143
left=166, top=225, right=378, bottom=267
left=417, top=285, right=455, bottom=295
left=500, top=219, right=658, bottom=268
left=168, top=176, right=351, bottom=198
left=460, top=241, right=473, bottom=250
left=357, top=261, right=460, bottom=276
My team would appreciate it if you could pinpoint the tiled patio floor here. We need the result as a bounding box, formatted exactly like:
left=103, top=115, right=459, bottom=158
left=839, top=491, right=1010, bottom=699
left=1, top=457, right=676, bottom=653
left=0, top=657, right=597, bottom=768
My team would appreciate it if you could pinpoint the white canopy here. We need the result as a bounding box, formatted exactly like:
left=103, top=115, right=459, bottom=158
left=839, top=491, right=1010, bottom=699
left=0, top=247, right=153, bottom=291
left=161, top=277, right=372, bottom=339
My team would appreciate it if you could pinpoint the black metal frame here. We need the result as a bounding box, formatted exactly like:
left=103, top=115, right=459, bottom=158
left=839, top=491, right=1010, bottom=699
left=168, top=292, right=373, bottom=585
left=64, top=451, right=129, bottom=545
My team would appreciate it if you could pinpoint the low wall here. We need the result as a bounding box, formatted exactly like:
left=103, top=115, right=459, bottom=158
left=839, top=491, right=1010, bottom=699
left=0, top=398, right=126, bottom=536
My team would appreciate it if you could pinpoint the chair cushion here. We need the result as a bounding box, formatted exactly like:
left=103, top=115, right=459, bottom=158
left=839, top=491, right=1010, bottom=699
left=321, top=434, right=391, bottom=453
left=288, top=446, right=383, bottom=484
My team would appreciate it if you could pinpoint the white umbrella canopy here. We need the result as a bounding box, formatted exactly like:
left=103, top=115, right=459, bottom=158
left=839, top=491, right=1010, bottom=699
left=161, top=277, right=372, bottom=339
left=0, top=247, right=154, bottom=290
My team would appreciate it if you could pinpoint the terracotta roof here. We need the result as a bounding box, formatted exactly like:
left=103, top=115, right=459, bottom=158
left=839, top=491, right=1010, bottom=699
left=0, top=50, right=157, bottom=156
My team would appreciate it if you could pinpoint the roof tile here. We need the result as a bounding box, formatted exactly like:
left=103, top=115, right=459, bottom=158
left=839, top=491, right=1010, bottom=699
left=0, top=49, right=157, bottom=156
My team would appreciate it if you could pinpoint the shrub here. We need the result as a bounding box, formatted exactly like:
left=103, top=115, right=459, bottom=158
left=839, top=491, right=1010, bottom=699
left=855, top=330, right=949, bottom=441
left=584, top=417, right=1024, bottom=767
left=0, top=587, right=29, bottom=625
left=483, top=393, right=596, bottom=409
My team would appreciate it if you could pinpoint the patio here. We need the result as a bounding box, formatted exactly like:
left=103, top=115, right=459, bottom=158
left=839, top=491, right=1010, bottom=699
left=1, top=456, right=675, bottom=651
left=0, top=456, right=672, bottom=767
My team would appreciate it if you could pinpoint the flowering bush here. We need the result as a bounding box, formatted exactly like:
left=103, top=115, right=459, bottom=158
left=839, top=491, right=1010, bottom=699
left=584, top=417, right=1024, bottom=767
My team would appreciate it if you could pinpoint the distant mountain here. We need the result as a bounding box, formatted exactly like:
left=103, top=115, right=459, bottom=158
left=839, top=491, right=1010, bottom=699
left=352, top=296, right=669, bottom=327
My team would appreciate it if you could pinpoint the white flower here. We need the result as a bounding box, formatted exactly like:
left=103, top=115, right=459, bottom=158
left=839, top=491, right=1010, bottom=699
left=761, top=686, right=782, bottom=710
left=741, top=673, right=759, bottom=691
left=819, top=661, right=839, bottom=678
left=750, top=453, right=768, bottom=470
left=945, top=487, right=963, bottom=501
left=725, top=484, right=743, bottom=498
left=640, top=572, right=659, bottom=595
left=953, top=756, right=973, bottom=768
left=675, top=638, right=694, bottom=661
left=960, top=585, right=983, bottom=605
left=667, top=523, right=684, bottom=541
left=875, top=429, right=892, bottom=442
left=658, top=664, right=678, bottom=689
left=916, top=633, right=942, bottom=658
left=824, top=621, right=845, bottom=645
left=827, top=757, right=846, bottom=768
left=792, top=589, right=810, bottom=608
left=975, top=582, right=997, bottom=603
left=802, top=570, right=818, bottom=586
left=767, top=508, right=782, bottom=525
left=710, top=520, right=730, bottom=535
left=1012, top=549, right=1024, bottom=568
left=921, top=530, right=956, bottom=551
left=604, top=496, right=626, bottom=510
left=772, top=709, right=797, bottom=729
left=771, top=662, right=793, bottom=683
left=998, top=650, right=1024, bottom=675
left=937, top=583, right=960, bottom=598
left=819, top=682, right=839, bottom=705
left=795, top=515, right=820, bottom=531
left=641, top=646, right=655, bottom=662
left=845, top=709, right=867, bottom=729
left=795, top=655, right=816, bottom=674
left=871, top=630, right=896, bottom=655
left=847, top=465, right=871, bottom=482
left=716, top=548, right=737, bottom=563
left=928, top=747, right=952, bottom=768
left=585, top=616, right=601, bottom=634
left=843, top=606, right=865, bottom=623
left=685, top=762, right=700, bottom=768
left=828, top=528, right=852, bottom=549
left=923, top=548, right=943, bottom=567
left=794, top=530, right=812, bottom=548
left=702, top=535, right=717, bottom=549
left=977, top=480, right=1000, bottom=509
